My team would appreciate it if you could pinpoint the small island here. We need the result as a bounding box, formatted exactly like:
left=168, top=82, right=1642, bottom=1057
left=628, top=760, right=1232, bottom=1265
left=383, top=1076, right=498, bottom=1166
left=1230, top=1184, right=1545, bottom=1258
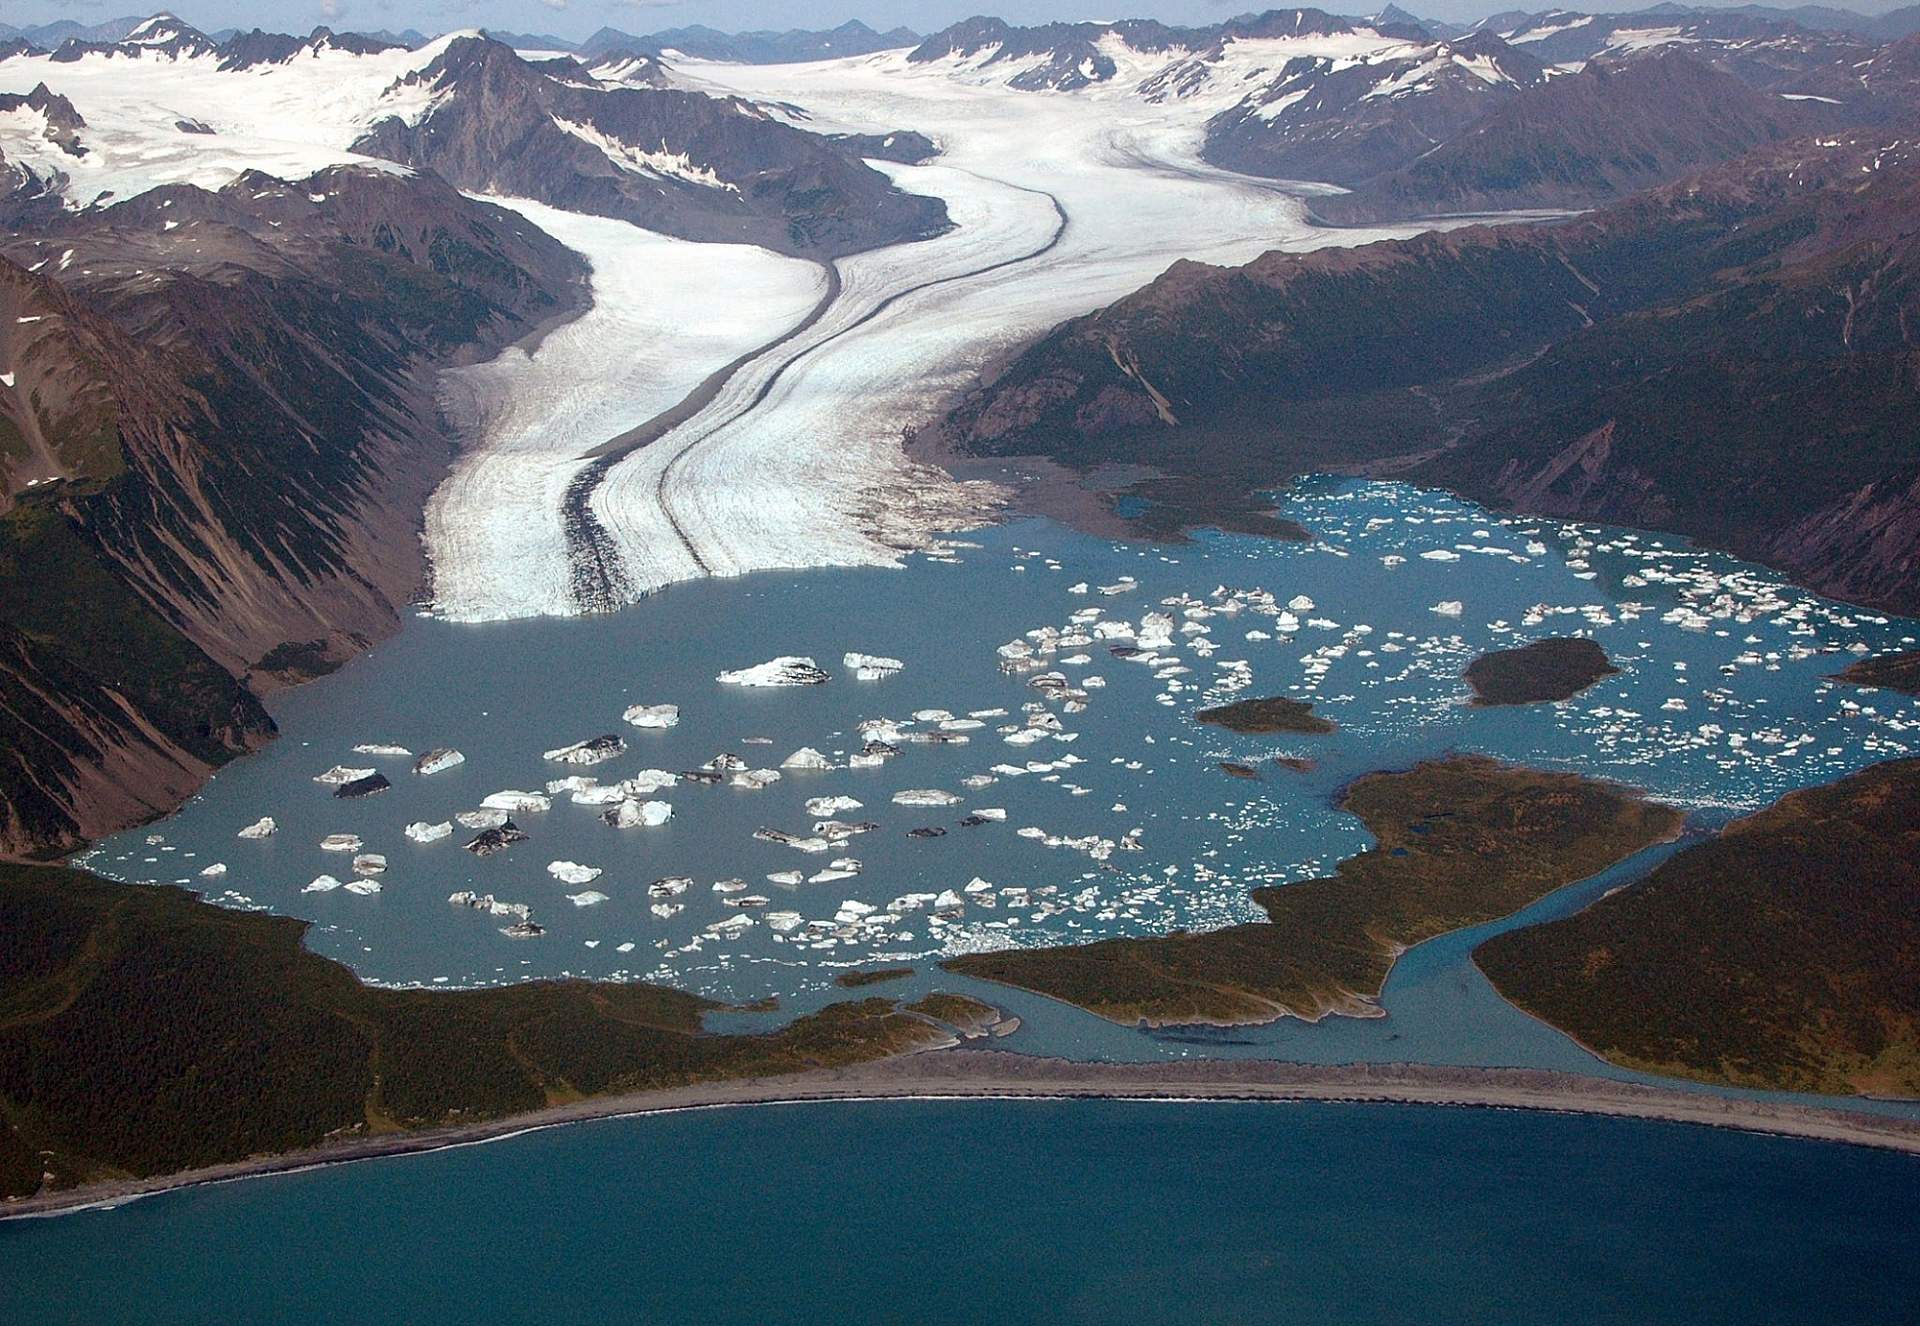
left=944, top=756, right=1682, bottom=1027
left=836, top=966, right=914, bottom=988
left=1830, top=649, right=1920, bottom=697
left=1475, top=758, right=1920, bottom=1098
left=1464, top=637, right=1618, bottom=706
left=1195, top=696, right=1336, bottom=734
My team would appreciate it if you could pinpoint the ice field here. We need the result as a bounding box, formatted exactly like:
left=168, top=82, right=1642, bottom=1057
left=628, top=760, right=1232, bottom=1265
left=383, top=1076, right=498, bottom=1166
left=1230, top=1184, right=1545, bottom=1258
left=425, top=50, right=1436, bottom=619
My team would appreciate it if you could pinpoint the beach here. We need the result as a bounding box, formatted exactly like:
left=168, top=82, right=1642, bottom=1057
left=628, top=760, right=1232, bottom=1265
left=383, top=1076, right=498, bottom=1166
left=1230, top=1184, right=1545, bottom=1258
left=9, top=1048, right=1916, bottom=1220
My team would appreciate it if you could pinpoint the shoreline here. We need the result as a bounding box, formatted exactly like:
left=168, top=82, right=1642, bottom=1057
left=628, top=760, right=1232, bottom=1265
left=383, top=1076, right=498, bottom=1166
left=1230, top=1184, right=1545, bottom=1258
left=8, top=1050, right=1916, bottom=1221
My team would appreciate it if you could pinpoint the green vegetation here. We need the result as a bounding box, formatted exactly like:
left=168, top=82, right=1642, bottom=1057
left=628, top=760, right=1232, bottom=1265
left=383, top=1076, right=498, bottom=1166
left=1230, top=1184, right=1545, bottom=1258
left=1195, top=696, right=1336, bottom=734
left=1464, top=637, right=1618, bottom=706
left=905, top=993, right=1003, bottom=1036
left=944, top=757, right=1681, bottom=1027
left=1476, top=759, right=1920, bottom=1098
left=1831, top=650, right=1920, bottom=698
left=0, top=865, right=985, bottom=1200
left=835, top=967, right=914, bottom=988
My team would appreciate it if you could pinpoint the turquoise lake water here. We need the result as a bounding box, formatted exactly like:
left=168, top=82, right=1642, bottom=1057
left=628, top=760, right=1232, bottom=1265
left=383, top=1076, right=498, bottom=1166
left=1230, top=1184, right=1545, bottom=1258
left=4, top=1100, right=1916, bottom=1324
left=79, top=482, right=1920, bottom=1098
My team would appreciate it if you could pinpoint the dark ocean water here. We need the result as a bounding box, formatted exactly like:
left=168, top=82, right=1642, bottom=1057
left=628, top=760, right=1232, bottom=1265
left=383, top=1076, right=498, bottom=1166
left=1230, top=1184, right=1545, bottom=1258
left=4, top=1099, right=1915, bottom=1325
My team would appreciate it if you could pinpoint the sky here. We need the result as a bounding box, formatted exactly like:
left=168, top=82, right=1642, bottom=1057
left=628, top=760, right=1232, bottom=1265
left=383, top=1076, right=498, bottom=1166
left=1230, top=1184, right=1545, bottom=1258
left=0, top=0, right=1908, bottom=42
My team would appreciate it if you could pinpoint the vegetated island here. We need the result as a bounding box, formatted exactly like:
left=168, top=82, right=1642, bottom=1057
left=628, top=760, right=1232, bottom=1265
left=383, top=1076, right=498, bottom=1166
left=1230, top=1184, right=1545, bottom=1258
left=835, top=967, right=914, bottom=988
left=0, top=863, right=1005, bottom=1203
left=1475, top=757, right=1920, bottom=1098
left=1195, top=695, right=1336, bottom=734
left=943, top=756, right=1683, bottom=1027
left=1830, top=649, right=1920, bottom=697
left=1464, top=637, right=1619, bottom=706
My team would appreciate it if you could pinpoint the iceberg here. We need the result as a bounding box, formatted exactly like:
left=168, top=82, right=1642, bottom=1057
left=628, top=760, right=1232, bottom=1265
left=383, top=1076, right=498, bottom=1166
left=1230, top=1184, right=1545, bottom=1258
left=405, top=820, right=453, bottom=844
left=543, top=734, right=627, bottom=765
left=892, top=788, right=960, bottom=807
left=604, top=798, right=673, bottom=828
left=805, top=794, right=864, bottom=817
left=413, top=748, right=465, bottom=776
left=716, top=656, right=829, bottom=687
left=1430, top=600, right=1464, bottom=617
left=236, top=817, right=276, bottom=840
left=318, top=833, right=362, bottom=853
left=843, top=651, right=904, bottom=680
left=481, top=790, right=552, bottom=814
left=781, top=747, right=833, bottom=770
left=567, top=890, right=609, bottom=907
left=312, top=765, right=375, bottom=785
left=547, top=861, right=603, bottom=885
left=353, top=743, right=412, bottom=757
left=344, top=879, right=383, bottom=897
left=198, top=863, right=227, bottom=878
left=456, top=809, right=509, bottom=830
left=303, top=875, right=343, bottom=893
left=622, top=703, right=680, bottom=729
left=351, top=854, right=387, bottom=875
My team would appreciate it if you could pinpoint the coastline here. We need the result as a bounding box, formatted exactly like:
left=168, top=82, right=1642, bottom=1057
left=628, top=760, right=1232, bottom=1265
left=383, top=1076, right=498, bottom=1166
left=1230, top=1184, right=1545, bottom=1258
left=9, top=1050, right=1917, bottom=1221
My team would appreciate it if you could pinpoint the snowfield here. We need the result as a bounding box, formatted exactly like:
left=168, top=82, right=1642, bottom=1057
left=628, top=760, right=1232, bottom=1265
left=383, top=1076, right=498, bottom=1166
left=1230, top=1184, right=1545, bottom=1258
left=0, top=36, right=465, bottom=202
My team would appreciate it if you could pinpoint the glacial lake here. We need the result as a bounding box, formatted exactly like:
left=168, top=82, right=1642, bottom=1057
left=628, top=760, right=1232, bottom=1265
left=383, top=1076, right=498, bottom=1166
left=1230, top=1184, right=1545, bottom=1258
left=84, top=479, right=1920, bottom=1093
left=4, top=1099, right=1916, bottom=1324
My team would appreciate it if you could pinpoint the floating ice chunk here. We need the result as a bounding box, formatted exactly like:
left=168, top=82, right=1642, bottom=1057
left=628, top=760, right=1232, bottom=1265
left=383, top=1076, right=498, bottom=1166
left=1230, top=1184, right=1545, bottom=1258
left=544, top=734, right=627, bottom=765
left=303, top=875, right=343, bottom=893
left=622, top=703, right=680, bottom=729
left=457, top=809, right=509, bottom=830
left=483, top=790, right=552, bottom=814
left=199, top=862, right=227, bottom=878
left=352, top=854, right=387, bottom=875
left=237, top=817, right=276, bottom=840
left=620, top=770, right=679, bottom=796
left=406, top=820, right=453, bottom=844
left=782, top=747, right=833, bottom=770
left=604, top=799, right=672, bottom=828
left=353, top=743, right=412, bottom=757
left=344, top=879, right=383, bottom=897
left=892, top=788, right=961, bottom=807
left=731, top=768, right=783, bottom=790
left=707, top=914, right=755, bottom=936
left=567, top=890, right=609, bottom=907
left=313, top=765, right=375, bottom=785
left=1430, top=600, right=1464, bottom=617
left=844, top=652, right=904, bottom=680
left=647, top=877, right=692, bottom=898
left=717, top=656, right=828, bottom=686
left=547, top=775, right=598, bottom=794
left=1420, top=550, right=1461, bottom=562
left=548, top=861, right=603, bottom=885
left=767, top=870, right=805, bottom=887
left=766, top=911, right=805, bottom=934
left=414, top=748, right=465, bottom=775
left=650, top=902, right=684, bottom=919
left=806, top=795, right=864, bottom=817
left=319, top=834, right=362, bottom=853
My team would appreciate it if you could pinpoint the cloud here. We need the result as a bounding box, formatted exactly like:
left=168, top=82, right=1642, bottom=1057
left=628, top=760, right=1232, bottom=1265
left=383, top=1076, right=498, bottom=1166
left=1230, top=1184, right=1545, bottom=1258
left=541, top=0, right=567, bottom=9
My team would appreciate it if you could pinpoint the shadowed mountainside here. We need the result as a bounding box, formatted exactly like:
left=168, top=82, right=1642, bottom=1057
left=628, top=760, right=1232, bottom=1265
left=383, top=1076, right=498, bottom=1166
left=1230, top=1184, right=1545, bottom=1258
left=935, top=128, right=1920, bottom=612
